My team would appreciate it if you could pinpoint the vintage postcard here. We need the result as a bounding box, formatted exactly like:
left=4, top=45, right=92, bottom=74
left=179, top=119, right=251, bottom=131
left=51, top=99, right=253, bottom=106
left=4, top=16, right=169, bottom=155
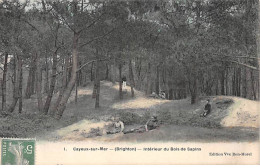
left=0, top=0, right=259, bottom=165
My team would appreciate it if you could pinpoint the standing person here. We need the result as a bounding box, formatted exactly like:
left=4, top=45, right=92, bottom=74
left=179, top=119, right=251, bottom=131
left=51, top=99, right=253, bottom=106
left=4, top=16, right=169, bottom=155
left=202, top=99, right=211, bottom=117
left=122, top=76, right=127, bottom=92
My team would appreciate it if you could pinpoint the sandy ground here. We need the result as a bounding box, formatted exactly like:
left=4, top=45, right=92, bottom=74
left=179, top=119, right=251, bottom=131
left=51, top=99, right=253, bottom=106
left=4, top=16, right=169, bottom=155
left=0, top=81, right=259, bottom=142
left=220, top=97, right=259, bottom=128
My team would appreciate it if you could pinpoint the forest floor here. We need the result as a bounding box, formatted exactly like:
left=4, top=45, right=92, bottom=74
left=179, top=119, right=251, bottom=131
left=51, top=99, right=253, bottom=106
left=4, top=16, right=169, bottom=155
left=0, top=81, right=259, bottom=142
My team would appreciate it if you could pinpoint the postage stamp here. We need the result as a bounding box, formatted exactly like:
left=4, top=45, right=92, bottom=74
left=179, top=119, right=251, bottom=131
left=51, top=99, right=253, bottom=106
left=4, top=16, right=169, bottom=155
left=1, top=139, right=35, bottom=165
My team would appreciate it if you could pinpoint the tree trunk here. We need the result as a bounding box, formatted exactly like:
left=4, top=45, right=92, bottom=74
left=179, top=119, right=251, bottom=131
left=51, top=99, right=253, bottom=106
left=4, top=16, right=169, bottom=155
left=128, top=60, right=135, bottom=98
left=82, top=61, right=87, bottom=86
left=169, top=88, right=173, bottom=100
left=78, top=61, right=82, bottom=86
left=31, top=61, right=36, bottom=95
left=119, top=64, right=123, bottom=99
left=232, top=67, right=236, bottom=96
left=184, top=87, right=187, bottom=99
left=92, top=81, right=97, bottom=98
left=150, top=81, right=154, bottom=95
left=90, top=61, right=94, bottom=81
left=55, top=32, right=79, bottom=119
left=225, top=68, right=229, bottom=95
left=8, top=55, right=20, bottom=113
left=236, top=68, right=241, bottom=97
left=105, top=63, right=109, bottom=80
left=108, top=64, right=112, bottom=81
left=155, top=65, right=160, bottom=95
left=50, top=56, right=68, bottom=115
left=164, top=66, right=169, bottom=99
left=25, top=65, right=33, bottom=99
left=250, top=70, right=257, bottom=100
left=220, top=70, right=225, bottom=95
left=216, top=79, right=219, bottom=95
left=246, top=68, right=252, bottom=99
left=43, top=49, right=58, bottom=115
left=68, top=57, right=72, bottom=82
left=44, top=54, right=49, bottom=93
left=111, top=57, right=116, bottom=84
left=242, top=67, right=247, bottom=98
left=92, top=61, right=97, bottom=99
left=135, top=57, right=142, bottom=90
left=18, top=60, right=23, bottom=113
left=146, top=62, right=152, bottom=95
left=36, top=54, right=43, bottom=113
left=95, top=55, right=100, bottom=108
left=190, top=77, right=198, bottom=104
left=75, top=73, right=78, bottom=104
left=257, top=1, right=260, bottom=100
left=64, top=55, right=69, bottom=86
left=2, top=52, right=8, bottom=110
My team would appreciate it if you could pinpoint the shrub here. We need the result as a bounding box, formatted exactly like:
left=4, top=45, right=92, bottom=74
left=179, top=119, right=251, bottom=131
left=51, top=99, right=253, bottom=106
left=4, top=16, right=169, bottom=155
left=117, top=112, right=142, bottom=125
left=157, top=109, right=175, bottom=124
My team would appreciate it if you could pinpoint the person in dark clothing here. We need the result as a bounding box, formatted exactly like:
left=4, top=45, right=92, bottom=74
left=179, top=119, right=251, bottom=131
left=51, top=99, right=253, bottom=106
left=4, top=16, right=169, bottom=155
left=202, top=99, right=211, bottom=117
left=145, top=116, right=159, bottom=131
left=122, top=76, right=127, bottom=83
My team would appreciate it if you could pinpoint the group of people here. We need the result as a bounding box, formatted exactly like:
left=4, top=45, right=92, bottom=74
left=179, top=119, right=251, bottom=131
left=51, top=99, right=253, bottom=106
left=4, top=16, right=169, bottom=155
left=150, top=91, right=166, bottom=99
left=106, top=99, right=212, bottom=136
left=122, top=76, right=168, bottom=99
left=105, top=96, right=211, bottom=137
left=106, top=115, right=160, bottom=135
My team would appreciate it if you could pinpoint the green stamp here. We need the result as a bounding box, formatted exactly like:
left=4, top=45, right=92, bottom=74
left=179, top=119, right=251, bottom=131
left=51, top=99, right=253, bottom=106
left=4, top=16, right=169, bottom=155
left=1, top=139, right=35, bottom=165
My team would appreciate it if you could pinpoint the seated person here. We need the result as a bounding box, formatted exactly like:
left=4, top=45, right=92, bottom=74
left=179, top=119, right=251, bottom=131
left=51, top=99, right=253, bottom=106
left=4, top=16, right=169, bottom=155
left=124, top=116, right=159, bottom=134
left=106, top=117, right=124, bottom=134
left=201, top=99, right=211, bottom=117
left=150, top=92, right=159, bottom=98
left=159, top=91, right=166, bottom=99
left=145, top=116, right=159, bottom=131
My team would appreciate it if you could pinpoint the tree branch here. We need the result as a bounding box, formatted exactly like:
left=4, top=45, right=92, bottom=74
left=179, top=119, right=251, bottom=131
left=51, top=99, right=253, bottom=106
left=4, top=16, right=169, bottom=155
left=78, top=12, right=106, bottom=34
left=213, top=53, right=260, bottom=59
left=50, top=4, right=76, bottom=33
left=21, top=19, right=42, bottom=35
left=79, top=27, right=117, bottom=48
left=51, top=58, right=109, bottom=78
left=229, top=60, right=258, bottom=70
left=77, top=58, right=108, bottom=72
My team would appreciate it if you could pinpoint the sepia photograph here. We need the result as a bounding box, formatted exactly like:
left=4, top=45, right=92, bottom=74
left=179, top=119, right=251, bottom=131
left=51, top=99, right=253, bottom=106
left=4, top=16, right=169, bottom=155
left=0, top=0, right=259, bottom=165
